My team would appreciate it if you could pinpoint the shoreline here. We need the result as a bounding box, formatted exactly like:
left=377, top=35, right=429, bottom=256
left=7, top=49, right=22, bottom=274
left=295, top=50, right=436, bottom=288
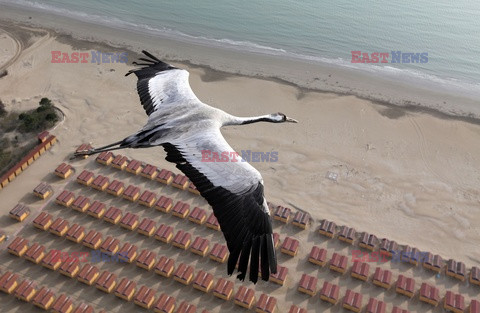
left=1, top=2, right=480, bottom=124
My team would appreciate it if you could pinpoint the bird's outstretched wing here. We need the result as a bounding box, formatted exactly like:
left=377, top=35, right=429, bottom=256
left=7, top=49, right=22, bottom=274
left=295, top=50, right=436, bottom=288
left=165, top=128, right=277, bottom=284
left=126, top=50, right=202, bottom=116
left=126, top=51, right=277, bottom=283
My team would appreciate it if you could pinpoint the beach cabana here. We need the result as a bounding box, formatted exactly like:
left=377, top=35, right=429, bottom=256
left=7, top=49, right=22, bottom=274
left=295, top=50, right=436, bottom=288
left=359, top=232, right=377, bottom=251
left=134, top=286, right=156, bottom=309
left=176, top=302, right=196, bottom=313
left=9, top=203, right=30, bottom=222
left=72, top=303, right=94, bottom=313
left=190, top=236, right=210, bottom=257
left=37, top=131, right=50, bottom=143
left=24, top=243, right=46, bottom=264
left=82, top=230, right=103, bottom=249
left=32, top=212, right=52, bottom=230
left=156, top=169, right=174, bottom=185
left=76, top=170, right=94, bottom=186
left=95, top=271, right=117, bottom=293
left=172, top=201, right=190, bottom=218
left=419, top=282, right=440, bottom=306
left=379, top=238, right=398, bottom=257
left=123, top=185, right=141, bottom=202
left=365, top=298, right=386, bottom=313
left=298, top=273, right=317, bottom=296
left=308, top=246, right=327, bottom=266
left=422, top=252, right=444, bottom=273
left=372, top=267, right=392, bottom=289
left=55, top=163, right=74, bottom=179
left=100, top=236, right=120, bottom=255
left=351, top=262, right=370, bottom=282
left=192, top=270, right=214, bottom=293
left=87, top=200, right=106, bottom=218
left=75, top=144, right=92, bottom=159
left=71, top=195, right=91, bottom=212
left=103, top=206, right=122, bottom=224
left=273, top=205, right=291, bottom=223
left=292, top=211, right=310, bottom=229
left=111, top=154, right=128, bottom=170
left=153, top=293, right=176, bottom=313
left=172, top=230, right=191, bottom=250
left=187, top=182, right=200, bottom=195
left=470, top=300, right=480, bottom=313
left=289, top=305, right=307, bottom=313
left=118, top=242, right=138, bottom=263
left=32, top=286, right=56, bottom=310
left=33, top=182, right=52, bottom=199
left=141, top=164, right=158, bottom=179
left=14, top=279, right=37, bottom=302
left=234, top=286, right=255, bottom=309
left=319, top=281, right=340, bottom=305
left=114, top=277, right=137, bottom=301
left=343, top=289, right=363, bottom=313
left=55, top=190, right=75, bottom=207
left=59, top=259, right=80, bottom=278
left=119, top=212, right=139, bottom=230
left=8, top=236, right=29, bottom=256
left=136, top=249, right=157, bottom=270
left=329, top=253, right=348, bottom=274
left=444, top=291, right=465, bottom=313
left=395, top=275, right=415, bottom=298
left=51, top=294, right=74, bottom=313
left=270, top=265, right=288, bottom=286
left=256, top=294, right=277, bottom=313
left=213, top=278, right=234, bottom=300
left=106, top=180, right=125, bottom=196
left=470, top=266, right=480, bottom=286
left=138, top=218, right=156, bottom=237
left=154, top=256, right=175, bottom=278
left=154, top=224, right=174, bottom=243
left=205, top=213, right=220, bottom=231
left=188, top=207, right=207, bottom=224
left=173, top=263, right=194, bottom=285
left=91, top=175, right=109, bottom=191
left=77, top=264, right=99, bottom=285
left=139, top=190, right=157, bottom=207
left=0, top=272, right=19, bottom=294
left=49, top=218, right=69, bottom=236
left=171, top=174, right=189, bottom=190
left=41, top=249, right=62, bottom=270
left=96, top=151, right=114, bottom=165
left=446, top=259, right=466, bottom=281
left=154, top=195, right=173, bottom=212
left=280, top=237, right=299, bottom=256
left=272, top=232, right=280, bottom=248
left=65, top=224, right=85, bottom=243
left=126, top=159, right=143, bottom=174
left=338, top=225, right=356, bottom=244
left=209, top=243, right=228, bottom=263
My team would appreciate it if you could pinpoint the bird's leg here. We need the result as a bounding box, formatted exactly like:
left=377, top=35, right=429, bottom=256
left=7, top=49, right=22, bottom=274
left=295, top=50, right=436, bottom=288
left=73, top=140, right=125, bottom=157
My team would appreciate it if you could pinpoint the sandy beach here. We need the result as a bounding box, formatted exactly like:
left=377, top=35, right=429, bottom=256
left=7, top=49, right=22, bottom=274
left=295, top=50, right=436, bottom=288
left=0, top=4, right=479, bottom=313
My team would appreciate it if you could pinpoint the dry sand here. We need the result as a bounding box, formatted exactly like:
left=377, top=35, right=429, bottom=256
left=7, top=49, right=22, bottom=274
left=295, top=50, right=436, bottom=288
left=0, top=13, right=479, bottom=313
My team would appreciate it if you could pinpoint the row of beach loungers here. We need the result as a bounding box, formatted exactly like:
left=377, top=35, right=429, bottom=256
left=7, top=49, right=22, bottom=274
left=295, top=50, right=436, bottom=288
left=6, top=235, right=283, bottom=313
left=318, top=219, right=480, bottom=284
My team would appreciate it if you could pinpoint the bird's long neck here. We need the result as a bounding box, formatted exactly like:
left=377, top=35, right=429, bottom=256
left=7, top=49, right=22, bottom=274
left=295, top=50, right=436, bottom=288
left=223, top=114, right=275, bottom=126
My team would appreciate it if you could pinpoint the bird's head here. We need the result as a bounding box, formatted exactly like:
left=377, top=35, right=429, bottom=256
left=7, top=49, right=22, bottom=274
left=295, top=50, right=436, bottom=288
left=269, top=112, right=298, bottom=123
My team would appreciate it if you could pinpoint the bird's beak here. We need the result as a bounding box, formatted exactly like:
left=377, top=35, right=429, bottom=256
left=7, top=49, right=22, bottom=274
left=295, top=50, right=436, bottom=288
left=286, top=117, right=298, bottom=123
